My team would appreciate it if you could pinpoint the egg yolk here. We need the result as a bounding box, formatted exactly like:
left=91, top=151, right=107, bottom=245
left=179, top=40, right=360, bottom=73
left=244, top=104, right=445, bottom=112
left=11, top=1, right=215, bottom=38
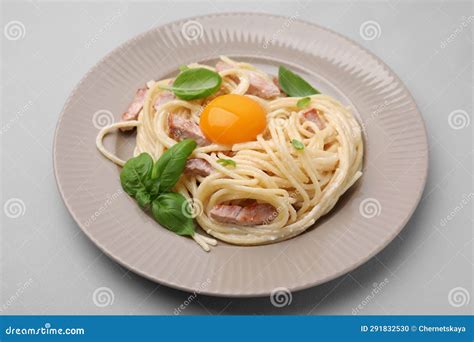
left=200, top=94, right=266, bottom=145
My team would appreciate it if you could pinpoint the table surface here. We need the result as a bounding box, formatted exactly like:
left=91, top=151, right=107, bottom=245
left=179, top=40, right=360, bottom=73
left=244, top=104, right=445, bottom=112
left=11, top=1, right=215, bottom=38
left=1, top=0, right=472, bottom=315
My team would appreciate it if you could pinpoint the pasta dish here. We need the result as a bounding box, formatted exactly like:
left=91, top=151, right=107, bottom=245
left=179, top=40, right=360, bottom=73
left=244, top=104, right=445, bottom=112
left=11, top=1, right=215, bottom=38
left=96, top=57, right=363, bottom=251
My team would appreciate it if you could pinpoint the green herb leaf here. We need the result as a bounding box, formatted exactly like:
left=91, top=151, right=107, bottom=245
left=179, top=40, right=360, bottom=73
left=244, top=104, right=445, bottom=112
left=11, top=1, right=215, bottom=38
left=152, top=139, right=197, bottom=192
left=135, top=189, right=153, bottom=210
left=120, top=147, right=199, bottom=240
left=119, top=153, right=162, bottom=210
left=171, top=68, right=222, bottom=100
left=216, top=159, right=236, bottom=168
left=278, top=66, right=320, bottom=97
left=291, top=139, right=305, bottom=151
left=152, top=193, right=195, bottom=236
left=120, top=153, right=153, bottom=203
left=178, top=65, right=190, bottom=72
left=296, top=97, right=311, bottom=108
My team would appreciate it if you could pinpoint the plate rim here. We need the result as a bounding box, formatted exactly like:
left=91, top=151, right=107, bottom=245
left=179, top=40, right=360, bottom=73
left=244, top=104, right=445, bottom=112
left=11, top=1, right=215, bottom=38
left=53, top=12, right=429, bottom=297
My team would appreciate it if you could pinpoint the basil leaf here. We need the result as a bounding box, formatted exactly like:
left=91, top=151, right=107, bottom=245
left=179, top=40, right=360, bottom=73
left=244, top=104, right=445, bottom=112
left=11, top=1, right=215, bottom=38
left=178, top=65, right=189, bottom=72
left=291, top=139, right=305, bottom=151
left=296, top=97, right=311, bottom=108
left=146, top=178, right=161, bottom=199
left=278, top=66, right=320, bottom=97
left=135, top=189, right=152, bottom=210
left=120, top=153, right=154, bottom=198
left=152, top=193, right=195, bottom=236
left=152, top=139, right=197, bottom=192
left=217, top=158, right=236, bottom=168
left=171, top=68, right=222, bottom=100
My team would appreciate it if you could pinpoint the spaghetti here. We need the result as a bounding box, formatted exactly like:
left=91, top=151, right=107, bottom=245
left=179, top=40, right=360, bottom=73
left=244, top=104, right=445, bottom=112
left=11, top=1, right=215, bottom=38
left=97, top=56, right=363, bottom=247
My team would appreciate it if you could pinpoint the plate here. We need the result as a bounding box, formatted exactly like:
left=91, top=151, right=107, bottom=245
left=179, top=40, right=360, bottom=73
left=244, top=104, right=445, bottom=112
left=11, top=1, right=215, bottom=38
left=53, top=13, right=428, bottom=297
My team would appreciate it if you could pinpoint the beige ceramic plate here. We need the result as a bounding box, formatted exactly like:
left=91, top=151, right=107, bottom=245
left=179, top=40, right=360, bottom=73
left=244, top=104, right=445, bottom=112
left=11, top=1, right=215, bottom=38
left=53, top=13, right=428, bottom=297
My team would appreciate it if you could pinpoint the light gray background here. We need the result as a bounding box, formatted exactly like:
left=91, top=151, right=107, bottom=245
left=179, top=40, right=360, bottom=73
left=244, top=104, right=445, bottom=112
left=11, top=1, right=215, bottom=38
left=1, top=0, right=472, bottom=315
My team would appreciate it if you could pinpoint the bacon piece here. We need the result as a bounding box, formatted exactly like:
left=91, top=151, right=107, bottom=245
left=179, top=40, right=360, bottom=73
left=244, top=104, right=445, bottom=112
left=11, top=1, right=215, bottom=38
left=120, top=87, right=147, bottom=131
left=209, top=202, right=277, bottom=226
left=184, top=158, right=213, bottom=177
left=216, top=61, right=280, bottom=99
left=154, top=91, right=175, bottom=110
left=246, top=72, right=280, bottom=99
left=168, top=114, right=210, bottom=146
left=229, top=199, right=256, bottom=206
left=303, top=108, right=326, bottom=130
left=210, top=205, right=241, bottom=223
